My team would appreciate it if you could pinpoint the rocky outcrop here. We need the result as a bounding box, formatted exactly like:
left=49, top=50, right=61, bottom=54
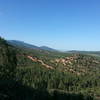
left=27, top=56, right=54, bottom=69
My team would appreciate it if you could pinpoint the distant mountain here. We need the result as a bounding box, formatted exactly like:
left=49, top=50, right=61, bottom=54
left=68, top=50, right=100, bottom=54
left=67, top=50, right=89, bottom=53
left=7, top=40, right=40, bottom=50
left=67, top=50, right=100, bottom=58
left=40, top=46, right=57, bottom=51
left=7, top=40, right=58, bottom=52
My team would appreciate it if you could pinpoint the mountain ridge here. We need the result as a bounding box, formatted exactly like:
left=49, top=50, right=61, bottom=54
left=7, top=40, right=58, bottom=52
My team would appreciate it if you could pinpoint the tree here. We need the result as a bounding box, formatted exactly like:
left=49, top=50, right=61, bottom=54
left=0, top=37, right=17, bottom=80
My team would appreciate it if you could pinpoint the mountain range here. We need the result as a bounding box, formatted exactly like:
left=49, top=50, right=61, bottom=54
left=7, top=40, right=57, bottom=52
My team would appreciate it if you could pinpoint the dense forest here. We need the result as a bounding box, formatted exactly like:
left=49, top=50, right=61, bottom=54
left=0, top=37, right=100, bottom=100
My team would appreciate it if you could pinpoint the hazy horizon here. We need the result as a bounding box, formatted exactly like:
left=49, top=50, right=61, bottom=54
left=6, top=39, right=100, bottom=52
left=0, top=0, right=100, bottom=51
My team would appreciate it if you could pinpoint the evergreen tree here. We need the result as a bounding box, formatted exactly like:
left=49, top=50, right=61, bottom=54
left=0, top=37, right=17, bottom=80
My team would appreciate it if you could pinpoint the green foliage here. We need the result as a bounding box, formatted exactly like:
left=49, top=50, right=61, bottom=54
left=0, top=37, right=99, bottom=99
left=0, top=37, right=17, bottom=80
left=0, top=80, right=94, bottom=100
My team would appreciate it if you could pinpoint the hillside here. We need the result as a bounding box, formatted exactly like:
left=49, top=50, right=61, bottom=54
left=68, top=50, right=100, bottom=58
left=0, top=37, right=17, bottom=80
left=40, top=46, right=57, bottom=51
left=14, top=41, right=100, bottom=100
left=1, top=37, right=100, bottom=100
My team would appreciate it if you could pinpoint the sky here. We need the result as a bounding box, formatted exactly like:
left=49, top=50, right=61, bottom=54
left=0, top=0, right=100, bottom=51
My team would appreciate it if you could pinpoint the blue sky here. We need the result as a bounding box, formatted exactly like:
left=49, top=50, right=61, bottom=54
left=0, top=0, right=100, bottom=51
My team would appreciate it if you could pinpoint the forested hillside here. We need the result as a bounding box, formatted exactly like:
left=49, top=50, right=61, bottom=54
left=0, top=37, right=17, bottom=80
left=1, top=37, right=100, bottom=100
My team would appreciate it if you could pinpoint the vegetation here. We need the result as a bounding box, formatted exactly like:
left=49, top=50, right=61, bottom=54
left=0, top=37, right=17, bottom=80
left=1, top=37, right=100, bottom=99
